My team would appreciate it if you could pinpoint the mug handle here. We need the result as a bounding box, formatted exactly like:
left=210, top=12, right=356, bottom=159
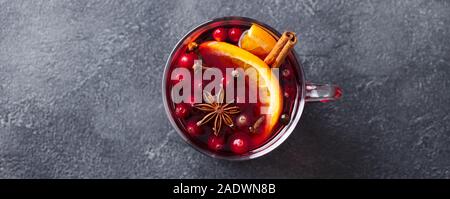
left=305, top=83, right=342, bottom=103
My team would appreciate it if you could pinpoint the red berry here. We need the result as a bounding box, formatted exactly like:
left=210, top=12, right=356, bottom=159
left=282, top=68, right=293, bottom=79
left=186, top=121, right=203, bottom=136
left=207, top=135, right=225, bottom=151
left=178, top=53, right=198, bottom=68
left=228, top=28, right=243, bottom=43
left=212, top=28, right=228, bottom=42
left=174, top=103, right=190, bottom=118
left=235, top=113, right=250, bottom=128
left=229, top=133, right=250, bottom=154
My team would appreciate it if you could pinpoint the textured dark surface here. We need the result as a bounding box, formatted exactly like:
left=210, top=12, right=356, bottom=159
left=0, top=0, right=449, bottom=179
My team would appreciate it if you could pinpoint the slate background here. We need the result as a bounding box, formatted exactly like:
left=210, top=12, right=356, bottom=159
left=0, top=0, right=449, bottom=178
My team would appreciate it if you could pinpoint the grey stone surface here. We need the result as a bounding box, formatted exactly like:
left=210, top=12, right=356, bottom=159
left=0, top=0, right=449, bottom=179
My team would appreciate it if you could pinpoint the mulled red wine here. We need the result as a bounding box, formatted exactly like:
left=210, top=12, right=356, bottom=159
left=165, top=21, right=300, bottom=157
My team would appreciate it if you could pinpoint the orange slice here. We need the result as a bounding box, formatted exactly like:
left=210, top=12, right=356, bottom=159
left=199, top=41, right=282, bottom=145
left=239, top=24, right=277, bottom=59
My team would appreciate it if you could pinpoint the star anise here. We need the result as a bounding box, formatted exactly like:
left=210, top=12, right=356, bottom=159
left=194, top=88, right=240, bottom=135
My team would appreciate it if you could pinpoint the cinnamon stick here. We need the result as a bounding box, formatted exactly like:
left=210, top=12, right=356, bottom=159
left=264, top=32, right=297, bottom=68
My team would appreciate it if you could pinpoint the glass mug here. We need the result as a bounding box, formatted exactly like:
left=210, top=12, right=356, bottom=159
left=162, top=17, right=341, bottom=160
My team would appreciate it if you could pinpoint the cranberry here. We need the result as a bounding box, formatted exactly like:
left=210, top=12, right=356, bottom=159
left=174, top=103, right=190, bottom=118
left=228, top=28, right=243, bottom=43
left=178, top=53, right=198, bottom=68
left=229, top=133, right=250, bottom=154
left=186, top=121, right=203, bottom=136
left=212, top=28, right=228, bottom=42
left=207, top=135, right=225, bottom=151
